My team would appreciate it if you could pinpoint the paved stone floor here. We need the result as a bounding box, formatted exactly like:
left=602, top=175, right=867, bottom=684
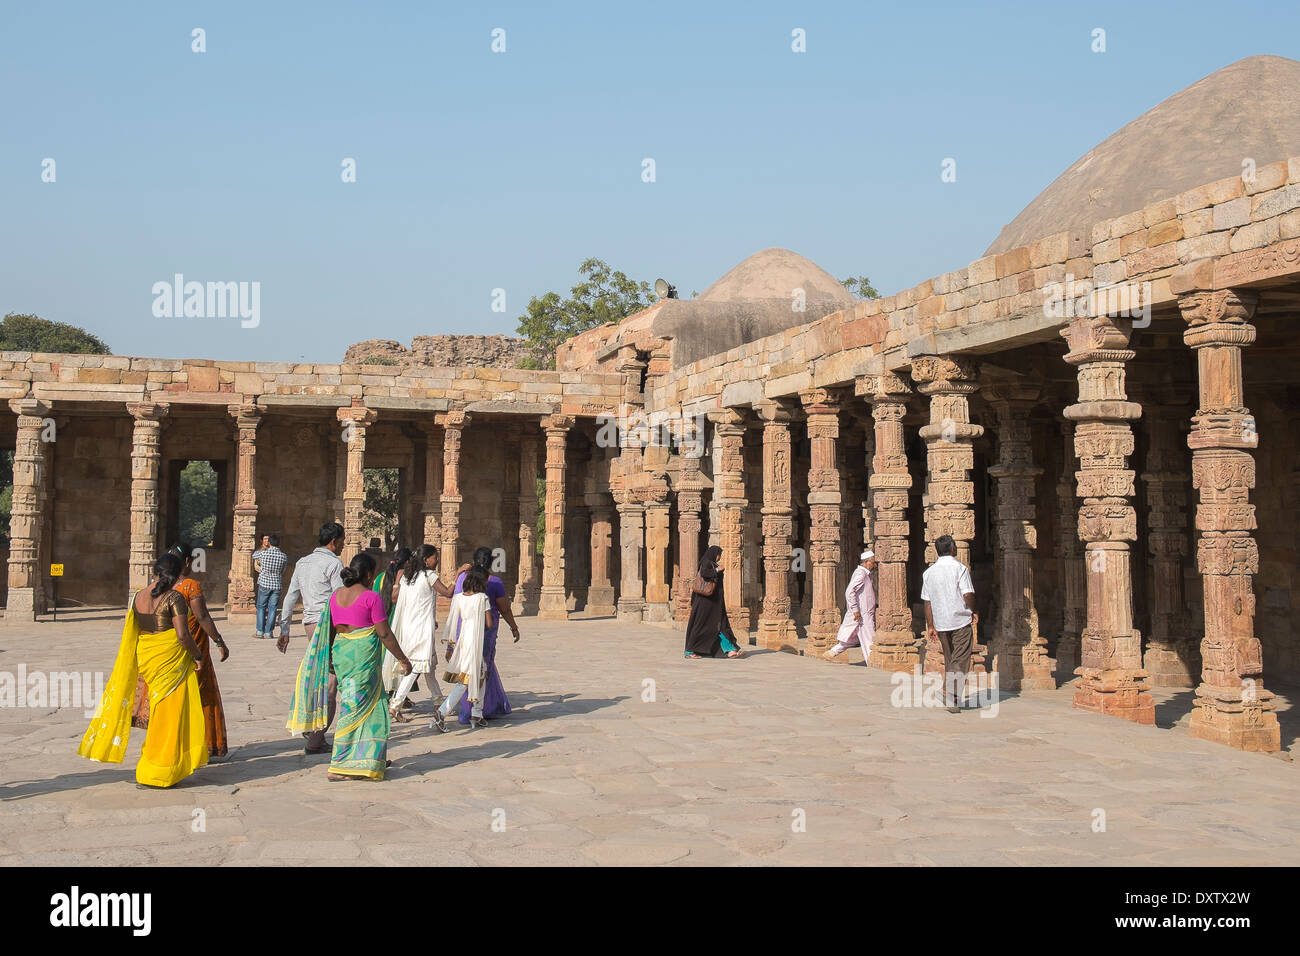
left=1, top=609, right=1297, bottom=866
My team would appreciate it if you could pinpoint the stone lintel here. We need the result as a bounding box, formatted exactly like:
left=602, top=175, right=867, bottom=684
left=259, top=394, right=352, bottom=408
left=360, top=395, right=452, bottom=411
left=463, top=400, right=554, bottom=415
left=721, top=380, right=763, bottom=408
left=34, top=383, right=145, bottom=403
left=907, top=309, right=1065, bottom=359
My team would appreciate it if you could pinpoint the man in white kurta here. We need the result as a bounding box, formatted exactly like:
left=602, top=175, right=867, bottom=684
left=826, top=550, right=877, bottom=661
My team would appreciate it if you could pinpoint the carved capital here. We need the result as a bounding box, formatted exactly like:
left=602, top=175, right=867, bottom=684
left=1178, top=289, right=1258, bottom=327
left=855, top=371, right=911, bottom=403
left=337, top=405, right=377, bottom=428
left=1061, top=315, right=1135, bottom=366
left=126, top=401, right=170, bottom=423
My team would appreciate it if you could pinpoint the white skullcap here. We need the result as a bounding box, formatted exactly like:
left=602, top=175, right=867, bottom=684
left=860, top=550, right=875, bottom=561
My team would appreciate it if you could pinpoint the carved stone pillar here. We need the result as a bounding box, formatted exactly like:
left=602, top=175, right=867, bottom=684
left=757, top=400, right=796, bottom=651
left=986, top=385, right=1053, bottom=691
left=227, top=404, right=265, bottom=616
left=856, top=373, right=916, bottom=671
left=538, top=414, right=572, bottom=620
left=513, top=425, right=540, bottom=614
left=1062, top=315, right=1154, bottom=725
left=674, top=447, right=705, bottom=623
left=5, top=399, right=52, bottom=621
left=337, top=405, right=376, bottom=564
left=1179, top=289, right=1279, bottom=752
left=911, top=356, right=985, bottom=675
left=1054, top=416, right=1086, bottom=681
left=800, top=389, right=844, bottom=659
left=435, top=409, right=468, bottom=572
left=587, top=499, right=616, bottom=615
left=127, top=402, right=169, bottom=600
left=1140, top=391, right=1199, bottom=687
left=643, top=477, right=672, bottom=621
left=711, top=410, right=747, bottom=633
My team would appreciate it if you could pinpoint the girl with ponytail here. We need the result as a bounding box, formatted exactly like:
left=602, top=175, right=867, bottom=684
left=437, top=545, right=519, bottom=728
left=385, top=543, right=459, bottom=719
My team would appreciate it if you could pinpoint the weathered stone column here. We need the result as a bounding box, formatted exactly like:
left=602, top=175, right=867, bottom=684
left=710, top=409, right=747, bottom=631
left=615, top=439, right=645, bottom=621
left=856, top=372, right=916, bottom=671
left=642, top=473, right=671, bottom=621
left=801, top=389, right=844, bottom=659
left=1062, top=315, right=1153, bottom=724
left=128, top=402, right=169, bottom=599
left=1054, top=416, right=1086, bottom=680
left=337, top=405, right=376, bottom=563
left=1178, top=289, right=1279, bottom=751
left=757, top=400, right=796, bottom=651
left=1140, top=390, right=1198, bottom=687
left=436, top=408, right=468, bottom=572
left=911, top=356, right=985, bottom=675
left=674, top=448, right=705, bottom=623
left=420, top=421, right=443, bottom=547
left=538, top=414, right=572, bottom=620
left=513, top=425, right=540, bottom=614
left=6, top=399, right=52, bottom=621
left=587, top=498, right=616, bottom=615
left=985, top=385, right=1053, bottom=691
left=227, top=403, right=264, bottom=616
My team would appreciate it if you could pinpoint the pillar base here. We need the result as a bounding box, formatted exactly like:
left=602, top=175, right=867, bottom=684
left=617, top=599, right=644, bottom=622
left=1143, top=644, right=1199, bottom=688
left=990, top=640, right=1057, bottom=692
left=1072, top=668, right=1156, bottom=725
left=511, top=591, right=539, bottom=617
left=758, top=617, right=797, bottom=652
left=537, top=587, right=568, bottom=621
left=643, top=602, right=671, bottom=623
left=586, top=586, right=616, bottom=617
left=1188, top=684, right=1281, bottom=753
left=3, top=588, right=36, bottom=624
left=868, top=631, right=921, bottom=672
left=807, top=625, right=837, bottom=660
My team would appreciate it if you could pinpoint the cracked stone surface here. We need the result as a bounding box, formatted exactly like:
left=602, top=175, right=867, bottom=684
left=0, top=609, right=1296, bottom=866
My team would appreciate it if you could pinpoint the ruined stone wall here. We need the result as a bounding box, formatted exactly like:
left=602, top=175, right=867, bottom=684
left=344, top=335, right=531, bottom=370
left=52, top=414, right=131, bottom=606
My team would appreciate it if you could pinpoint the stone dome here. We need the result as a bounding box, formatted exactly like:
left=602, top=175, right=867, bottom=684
left=697, top=247, right=857, bottom=306
left=985, top=55, right=1300, bottom=256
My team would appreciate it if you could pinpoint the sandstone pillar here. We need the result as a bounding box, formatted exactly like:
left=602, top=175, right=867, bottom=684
left=227, top=403, right=265, bottom=616
left=337, top=405, right=376, bottom=563
left=986, top=385, right=1053, bottom=691
left=856, top=373, right=916, bottom=671
left=538, top=415, right=572, bottom=620
left=436, top=409, right=468, bottom=572
left=127, top=402, right=169, bottom=600
left=643, top=477, right=671, bottom=621
left=587, top=500, right=616, bottom=615
left=5, top=399, right=52, bottom=621
left=420, top=422, right=443, bottom=547
left=674, top=447, right=705, bottom=623
left=757, top=400, right=795, bottom=651
left=513, top=425, right=540, bottom=614
left=710, top=410, right=747, bottom=632
left=1140, top=391, right=1199, bottom=687
left=1179, top=289, right=1279, bottom=751
left=800, top=389, right=844, bottom=659
left=1054, top=416, right=1086, bottom=682
left=1062, top=315, right=1153, bottom=724
left=911, top=356, right=985, bottom=675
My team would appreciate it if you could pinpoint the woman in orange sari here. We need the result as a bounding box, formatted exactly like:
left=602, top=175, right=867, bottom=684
left=132, top=543, right=231, bottom=757
left=79, top=553, right=208, bottom=787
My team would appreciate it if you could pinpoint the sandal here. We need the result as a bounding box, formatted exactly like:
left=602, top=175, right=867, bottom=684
left=391, top=709, right=413, bottom=723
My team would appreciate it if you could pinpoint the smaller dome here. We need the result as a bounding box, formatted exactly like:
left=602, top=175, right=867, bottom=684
left=697, top=248, right=856, bottom=306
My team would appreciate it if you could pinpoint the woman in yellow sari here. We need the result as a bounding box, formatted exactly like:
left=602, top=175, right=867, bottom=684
left=79, top=553, right=209, bottom=788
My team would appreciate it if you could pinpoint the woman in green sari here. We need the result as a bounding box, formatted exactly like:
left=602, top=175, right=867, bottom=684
left=288, top=552, right=411, bottom=781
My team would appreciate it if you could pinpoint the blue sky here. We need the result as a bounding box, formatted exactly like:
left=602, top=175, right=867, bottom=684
left=2, top=1, right=1297, bottom=363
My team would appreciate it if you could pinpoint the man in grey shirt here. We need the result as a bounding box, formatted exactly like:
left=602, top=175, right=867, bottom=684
left=277, top=521, right=345, bottom=753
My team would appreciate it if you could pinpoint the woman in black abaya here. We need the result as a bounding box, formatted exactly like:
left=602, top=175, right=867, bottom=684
left=683, top=545, right=744, bottom=659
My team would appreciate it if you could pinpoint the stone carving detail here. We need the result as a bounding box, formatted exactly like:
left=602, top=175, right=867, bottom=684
left=710, top=410, right=747, bottom=623
left=336, top=405, right=377, bottom=563
left=127, top=402, right=170, bottom=600
left=1060, top=315, right=1153, bottom=725
left=800, top=389, right=844, bottom=658
left=757, top=401, right=796, bottom=651
left=227, top=403, right=265, bottom=615
left=5, top=399, right=53, bottom=621
left=538, top=415, right=573, bottom=620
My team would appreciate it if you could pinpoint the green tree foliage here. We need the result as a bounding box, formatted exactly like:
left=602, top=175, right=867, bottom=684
left=363, top=468, right=400, bottom=549
left=840, top=276, right=881, bottom=300
left=0, top=450, right=12, bottom=544
left=179, top=461, right=218, bottom=546
left=516, top=259, right=655, bottom=370
left=0, top=313, right=110, bottom=354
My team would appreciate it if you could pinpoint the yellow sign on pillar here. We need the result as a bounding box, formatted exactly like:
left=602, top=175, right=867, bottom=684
left=50, top=564, right=64, bottom=577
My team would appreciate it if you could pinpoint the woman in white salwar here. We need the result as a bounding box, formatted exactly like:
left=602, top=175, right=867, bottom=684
left=385, top=545, right=462, bottom=722
left=826, top=550, right=878, bottom=661
left=429, top=565, right=493, bottom=732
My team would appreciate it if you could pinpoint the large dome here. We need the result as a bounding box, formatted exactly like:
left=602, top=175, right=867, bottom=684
left=697, top=247, right=856, bottom=306
left=985, top=55, right=1300, bottom=256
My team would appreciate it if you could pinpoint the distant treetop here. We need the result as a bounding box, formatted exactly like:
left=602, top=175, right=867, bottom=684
left=0, top=313, right=111, bottom=354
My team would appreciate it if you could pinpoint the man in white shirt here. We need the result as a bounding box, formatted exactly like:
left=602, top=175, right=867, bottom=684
left=921, top=534, right=979, bottom=713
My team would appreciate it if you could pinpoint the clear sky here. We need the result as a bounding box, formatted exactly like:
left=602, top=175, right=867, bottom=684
left=3, top=1, right=1297, bottom=363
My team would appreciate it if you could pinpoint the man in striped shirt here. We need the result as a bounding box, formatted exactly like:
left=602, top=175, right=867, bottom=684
left=250, top=534, right=288, bottom=639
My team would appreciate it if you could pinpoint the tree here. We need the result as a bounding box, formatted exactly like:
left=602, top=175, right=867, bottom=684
left=0, top=313, right=110, bottom=354
left=840, top=276, right=881, bottom=300
left=178, top=461, right=218, bottom=546
left=516, top=259, right=655, bottom=369
left=362, top=468, right=400, bottom=549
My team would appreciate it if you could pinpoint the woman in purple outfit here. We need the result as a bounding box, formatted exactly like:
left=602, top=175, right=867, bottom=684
left=452, top=546, right=520, bottom=723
